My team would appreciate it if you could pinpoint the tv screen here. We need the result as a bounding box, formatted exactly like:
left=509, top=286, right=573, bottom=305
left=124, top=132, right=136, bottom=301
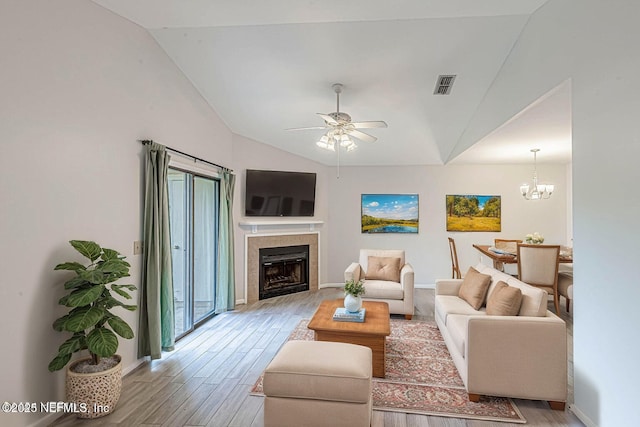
left=245, top=169, right=316, bottom=217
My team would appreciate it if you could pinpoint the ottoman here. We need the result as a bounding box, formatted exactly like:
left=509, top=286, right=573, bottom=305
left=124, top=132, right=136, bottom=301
left=263, top=340, right=373, bottom=427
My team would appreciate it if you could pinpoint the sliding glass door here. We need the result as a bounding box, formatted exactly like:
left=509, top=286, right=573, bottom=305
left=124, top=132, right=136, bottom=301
left=168, top=168, right=220, bottom=338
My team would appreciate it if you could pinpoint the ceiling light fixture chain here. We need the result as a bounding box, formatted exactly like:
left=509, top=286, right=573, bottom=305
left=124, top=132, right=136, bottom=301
left=520, top=148, right=554, bottom=200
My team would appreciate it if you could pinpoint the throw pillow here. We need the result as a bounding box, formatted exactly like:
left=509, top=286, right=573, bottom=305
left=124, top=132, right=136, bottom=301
left=458, top=267, right=492, bottom=310
left=487, top=281, right=523, bottom=316
left=366, top=256, right=401, bottom=282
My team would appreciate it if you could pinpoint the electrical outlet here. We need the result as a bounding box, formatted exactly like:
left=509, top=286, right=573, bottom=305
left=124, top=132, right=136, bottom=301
left=133, top=241, right=143, bottom=255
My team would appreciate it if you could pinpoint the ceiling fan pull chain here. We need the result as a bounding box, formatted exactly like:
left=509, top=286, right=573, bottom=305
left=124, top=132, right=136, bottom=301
left=336, top=141, right=341, bottom=179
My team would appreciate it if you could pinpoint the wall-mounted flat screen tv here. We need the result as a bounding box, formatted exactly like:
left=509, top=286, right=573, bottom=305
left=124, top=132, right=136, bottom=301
left=245, top=169, right=316, bottom=217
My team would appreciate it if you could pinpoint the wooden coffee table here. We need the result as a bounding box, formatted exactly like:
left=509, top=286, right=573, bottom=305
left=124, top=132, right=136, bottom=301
left=307, top=299, right=391, bottom=378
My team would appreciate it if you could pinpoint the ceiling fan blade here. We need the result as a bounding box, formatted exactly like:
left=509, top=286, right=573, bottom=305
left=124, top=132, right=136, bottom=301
left=317, top=113, right=338, bottom=125
left=349, top=120, right=388, bottom=129
left=346, top=129, right=377, bottom=143
left=285, top=126, right=329, bottom=131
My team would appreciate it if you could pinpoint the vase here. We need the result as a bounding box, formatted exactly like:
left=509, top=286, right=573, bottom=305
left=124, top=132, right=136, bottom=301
left=66, top=355, right=122, bottom=418
left=344, top=294, right=362, bottom=313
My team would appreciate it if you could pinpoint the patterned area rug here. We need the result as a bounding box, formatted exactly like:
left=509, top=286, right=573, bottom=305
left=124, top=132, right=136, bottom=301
left=251, top=319, right=526, bottom=423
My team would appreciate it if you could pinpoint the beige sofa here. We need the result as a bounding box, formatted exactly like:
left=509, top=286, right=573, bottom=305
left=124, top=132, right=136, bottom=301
left=345, top=249, right=414, bottom=319
left=435, top=263, right=567, bottom=409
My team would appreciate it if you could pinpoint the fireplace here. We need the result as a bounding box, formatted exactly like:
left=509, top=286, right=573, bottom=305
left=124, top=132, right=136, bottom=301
left=259, top=245, right=309, bottom=300
left=245, top=232, right=319, bottom=304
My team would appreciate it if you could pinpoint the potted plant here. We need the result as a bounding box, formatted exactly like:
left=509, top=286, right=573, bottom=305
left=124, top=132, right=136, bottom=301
left=49, top=240, right=137, bottom=419
left=343, top=279, right=365, bottom=313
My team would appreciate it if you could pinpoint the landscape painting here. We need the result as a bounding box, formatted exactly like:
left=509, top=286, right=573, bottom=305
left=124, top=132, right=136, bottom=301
left=446, top=195, right=501, bottom=232
left=361, top=194, right=419, bottom=234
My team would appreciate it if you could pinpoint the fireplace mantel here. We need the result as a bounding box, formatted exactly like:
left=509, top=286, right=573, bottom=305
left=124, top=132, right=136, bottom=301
left=239, top=220, right=324, bottom=233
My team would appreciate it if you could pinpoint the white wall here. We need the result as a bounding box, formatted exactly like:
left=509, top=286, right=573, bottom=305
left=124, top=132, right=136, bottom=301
left=4, top=1, right=633, bottom=426
left=229, top=135, right=571, bottom=294
left=0, top=1, right=232, bottom=426
left=457, top=1, right=640, bottom=425
left=231, top=134, right=331, bottom=301
left=327, top=164, right=568, bottom=284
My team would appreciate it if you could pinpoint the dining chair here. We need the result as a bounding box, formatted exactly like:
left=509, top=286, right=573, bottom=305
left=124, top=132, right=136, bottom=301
left=517, top=243, right=561, bottom=314
left=493, top=239, right=522, bottom=274
left=558, top=264, right=574, bottom=312
left=494, top=239, right=522, bottom=252
left=448, top=237, right=462, bottom=279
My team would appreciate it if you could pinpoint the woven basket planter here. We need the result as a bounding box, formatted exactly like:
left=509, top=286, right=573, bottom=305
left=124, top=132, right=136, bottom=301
left=66, top=355, right=122, bottom=419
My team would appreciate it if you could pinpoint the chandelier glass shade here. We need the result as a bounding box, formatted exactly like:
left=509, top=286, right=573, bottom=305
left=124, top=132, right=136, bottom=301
left=520, top=149, right=554, bottom=200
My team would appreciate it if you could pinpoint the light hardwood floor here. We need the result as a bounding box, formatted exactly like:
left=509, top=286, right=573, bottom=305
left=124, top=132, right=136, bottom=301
left=51, top=288, right=583, bottom=427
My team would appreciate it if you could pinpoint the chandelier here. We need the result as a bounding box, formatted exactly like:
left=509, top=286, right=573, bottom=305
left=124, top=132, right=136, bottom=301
left=520, top=148, right=554, bottom=200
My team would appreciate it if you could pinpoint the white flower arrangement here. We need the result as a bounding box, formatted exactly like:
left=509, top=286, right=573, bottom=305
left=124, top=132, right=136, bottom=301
left=525, top=232, right=544, bottom=244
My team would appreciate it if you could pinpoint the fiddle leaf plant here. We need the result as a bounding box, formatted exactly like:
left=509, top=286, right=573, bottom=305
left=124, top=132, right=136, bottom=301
left=48, top=240, right=137, bottom=372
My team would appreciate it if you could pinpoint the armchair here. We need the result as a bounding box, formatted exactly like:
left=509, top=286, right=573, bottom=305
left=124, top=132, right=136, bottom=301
left=344, top=249, right=414, bottom=319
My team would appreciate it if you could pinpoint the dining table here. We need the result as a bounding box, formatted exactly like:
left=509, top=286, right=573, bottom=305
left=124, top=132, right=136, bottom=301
left=473, top=244, right=573, bottom=270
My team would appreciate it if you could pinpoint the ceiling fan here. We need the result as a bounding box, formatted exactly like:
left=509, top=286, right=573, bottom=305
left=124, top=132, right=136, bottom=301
left=286, top=83, right=387, bottom=152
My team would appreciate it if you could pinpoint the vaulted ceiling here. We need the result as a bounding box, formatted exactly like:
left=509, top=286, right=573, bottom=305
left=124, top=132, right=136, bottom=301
left=91, top=0, right=571, bottom=166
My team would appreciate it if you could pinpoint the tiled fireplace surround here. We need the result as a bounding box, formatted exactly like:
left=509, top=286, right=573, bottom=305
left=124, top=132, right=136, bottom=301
left=245, top=232, right=319, bottom=304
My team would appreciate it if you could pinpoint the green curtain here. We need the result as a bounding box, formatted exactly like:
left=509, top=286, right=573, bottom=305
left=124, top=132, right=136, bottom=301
left=216, top=168, right=236, bottom=313
left=138, top=142, right=175, bottom=359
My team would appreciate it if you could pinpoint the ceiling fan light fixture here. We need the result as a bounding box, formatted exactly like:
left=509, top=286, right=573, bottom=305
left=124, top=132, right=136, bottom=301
left=316, top=134, right=335, bottom=151
left=340, top=135, right=357, bottom=151
left=338, top=133, right=352, bottom=144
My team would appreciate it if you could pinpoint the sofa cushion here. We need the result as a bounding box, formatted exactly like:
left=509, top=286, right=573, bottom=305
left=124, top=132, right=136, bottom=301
left=458, top=267, right=492, bottom=310
left=435, top=295, right=486, bottom=325
left=486, top=281, right=523, bottom=316
left=362, top=280, right=404, bottom=300
left=366, top=256, right=401, bottom=282
left=475, top=263, right=548, bottom=317
left=446, top=314, right=469, bottom=359
left=481, top=266, right=518, bottom=297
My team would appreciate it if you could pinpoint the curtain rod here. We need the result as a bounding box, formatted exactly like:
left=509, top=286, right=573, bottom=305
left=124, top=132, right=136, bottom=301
left=138, top=139, right=233, bottom=172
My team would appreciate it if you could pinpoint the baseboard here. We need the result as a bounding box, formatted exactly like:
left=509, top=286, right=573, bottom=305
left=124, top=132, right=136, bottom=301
left=569, top=404, right=598, bottom=427
left=28, top=410, right=61, bottom=427
left=318, top=282, right=344, bottom=289
left=236, top=284, right=434, bottom=305
left=27, top=357, right=150, bottom=427
left=320, top=283, right=435, bottom=290
left=122, top=357, right=147, bottom=376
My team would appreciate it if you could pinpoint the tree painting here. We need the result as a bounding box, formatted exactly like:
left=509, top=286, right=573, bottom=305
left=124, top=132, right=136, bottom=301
left=446, top=195, right=501, bottom=232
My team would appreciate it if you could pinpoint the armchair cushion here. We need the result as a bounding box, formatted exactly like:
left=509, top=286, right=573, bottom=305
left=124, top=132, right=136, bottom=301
left=486, top=281, right=523, bottom=316
left=365, top=256, right=401, bottom=282
left=362, top=280, right=403, bottom=300
left=458, top=267, right=492, bottom=310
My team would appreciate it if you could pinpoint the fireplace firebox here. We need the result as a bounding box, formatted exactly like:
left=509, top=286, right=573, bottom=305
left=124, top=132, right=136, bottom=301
left=259, top=245, right=309, bottom=300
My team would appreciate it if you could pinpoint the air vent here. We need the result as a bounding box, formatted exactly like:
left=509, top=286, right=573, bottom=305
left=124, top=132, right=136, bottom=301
left=434, top=74, right=457, bottom=95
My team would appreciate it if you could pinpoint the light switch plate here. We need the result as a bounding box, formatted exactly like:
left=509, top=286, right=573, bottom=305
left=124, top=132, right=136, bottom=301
left=133, top=241, right=143, bottom=255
